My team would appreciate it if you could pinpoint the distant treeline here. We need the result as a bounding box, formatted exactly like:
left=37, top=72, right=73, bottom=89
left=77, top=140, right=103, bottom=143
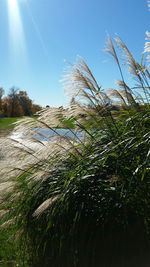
left=0, top=87, right=42, bottom=117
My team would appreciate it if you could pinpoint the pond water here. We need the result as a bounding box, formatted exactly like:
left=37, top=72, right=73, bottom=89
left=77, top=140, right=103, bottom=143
left=11, top=128, right=84, bottom=143
left=34, top=128, right=84, bottom=142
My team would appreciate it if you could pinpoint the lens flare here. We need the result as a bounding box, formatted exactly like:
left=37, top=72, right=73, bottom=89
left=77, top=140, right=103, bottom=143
left=25, top=1, right=48, bottom=56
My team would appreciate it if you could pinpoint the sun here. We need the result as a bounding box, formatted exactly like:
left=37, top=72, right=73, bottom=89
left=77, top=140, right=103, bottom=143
left=8, top=0, right=18, bottom=11
left=8, top=0, right=27, bottom=6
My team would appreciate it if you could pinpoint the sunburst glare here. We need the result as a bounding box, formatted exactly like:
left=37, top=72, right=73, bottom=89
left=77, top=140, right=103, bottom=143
left=7, top=0, right=27, bottom=67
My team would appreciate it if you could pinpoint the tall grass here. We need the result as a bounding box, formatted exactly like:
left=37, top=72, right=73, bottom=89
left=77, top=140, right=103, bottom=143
left=0, top=37, right=150, bottom=266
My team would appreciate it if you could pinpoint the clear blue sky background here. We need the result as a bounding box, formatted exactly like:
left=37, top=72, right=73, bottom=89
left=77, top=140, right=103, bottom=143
left=0, top=0, right=149, bottom=107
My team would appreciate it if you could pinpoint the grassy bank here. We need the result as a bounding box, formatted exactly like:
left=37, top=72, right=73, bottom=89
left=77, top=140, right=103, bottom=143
left=0, top=117, right=18, bottom=130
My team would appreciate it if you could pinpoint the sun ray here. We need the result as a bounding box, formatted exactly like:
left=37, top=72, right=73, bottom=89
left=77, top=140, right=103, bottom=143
left=25, top=1, right=48, bottom=56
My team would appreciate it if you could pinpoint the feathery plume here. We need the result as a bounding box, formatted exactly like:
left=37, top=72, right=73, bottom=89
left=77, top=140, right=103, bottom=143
left=33, top=195, right=59, bottom=217
left=144, top=31, right=150, bottom=62
left=115, top=36, right=140, bottom=77
left=104, top=36, right=119, bottom=64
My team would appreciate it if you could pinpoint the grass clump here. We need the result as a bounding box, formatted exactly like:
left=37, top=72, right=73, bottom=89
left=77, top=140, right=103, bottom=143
left=0, top=37, right=150, bottom=267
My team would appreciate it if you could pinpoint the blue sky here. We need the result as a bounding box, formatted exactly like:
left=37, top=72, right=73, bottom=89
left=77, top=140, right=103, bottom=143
left=0, top=0, right=149, bottom=107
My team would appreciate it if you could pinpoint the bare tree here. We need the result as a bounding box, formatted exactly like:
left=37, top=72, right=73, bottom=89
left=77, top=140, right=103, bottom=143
left=0, top=87, right=4, bottom=111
